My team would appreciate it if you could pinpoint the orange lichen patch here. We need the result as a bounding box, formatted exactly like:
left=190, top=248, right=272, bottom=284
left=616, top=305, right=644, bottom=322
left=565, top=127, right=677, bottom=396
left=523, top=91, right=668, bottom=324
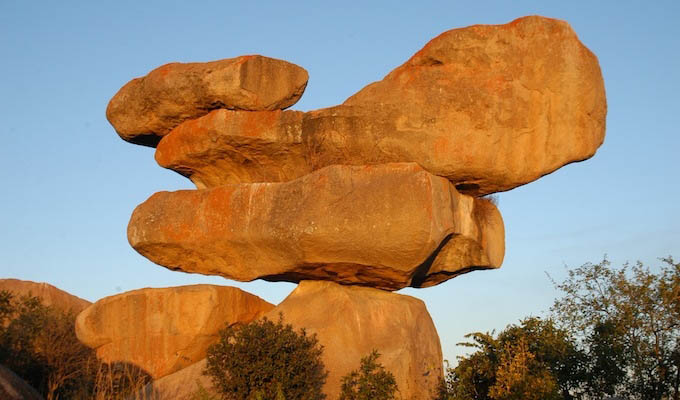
left=241, top=110, right=280, bottom=137
left=234, top=54, right=255, bottom=66
left=484, top=75, right=511, bottom=93
left=156, top=64, right=173, bottom=78
left=433, top=136, right=451, bottom=160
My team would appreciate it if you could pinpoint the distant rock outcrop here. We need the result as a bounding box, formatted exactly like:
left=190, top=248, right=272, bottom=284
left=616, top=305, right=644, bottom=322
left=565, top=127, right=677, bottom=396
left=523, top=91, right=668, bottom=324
left=0, top=279, right=90, bottom=313
left=75, top=285, right=273, bottom=378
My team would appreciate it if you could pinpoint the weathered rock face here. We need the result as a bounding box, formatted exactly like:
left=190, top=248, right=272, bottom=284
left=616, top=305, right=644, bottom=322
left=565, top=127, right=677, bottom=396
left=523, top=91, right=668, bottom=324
left=265, top=281, right=443, bottom=400
left=0, top=279, right=91, bottom=313
left=107, top=55, right=309, bottom=146
left=150, top=16, right=605, bottom=195
left=128, top=163, right=504, bottom=290
left=155, top=109, right=307, bottom=188
left=75, top=285, right=273, bottom=378
left=0, top=364, right=43, bottom=400
left=307, top=15, right=606, bottom=195
left=138, top=359, right=215, bottom=400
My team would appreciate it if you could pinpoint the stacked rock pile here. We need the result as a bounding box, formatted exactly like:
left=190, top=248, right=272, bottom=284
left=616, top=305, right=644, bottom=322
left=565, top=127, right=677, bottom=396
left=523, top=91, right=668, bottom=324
left=75, top=16, right=606, bottom=399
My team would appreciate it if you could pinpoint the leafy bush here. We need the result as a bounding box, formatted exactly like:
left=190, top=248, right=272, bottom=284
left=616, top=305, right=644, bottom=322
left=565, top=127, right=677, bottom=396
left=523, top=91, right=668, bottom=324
left=0, top=290, right=98, bottom=399
left=205, top=315, right=327, bottom=400
left=439, top=256, right=680, bottom=400
left=339, top=350, right=398, bottom=400
left=0, top=290, right=151, bottom=400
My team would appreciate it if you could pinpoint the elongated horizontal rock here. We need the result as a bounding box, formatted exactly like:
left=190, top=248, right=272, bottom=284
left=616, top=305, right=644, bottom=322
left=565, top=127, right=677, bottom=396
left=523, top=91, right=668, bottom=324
left=155, top=109, right=307, bottom=188
left=75, top=285, right=273, bottom=378
left=107, top=55, right=309, bottom=146
left=265, top=281, right=443, bottom=399
left=128, top=163, right=503, bottom=290
left=154, top=16, right=605, bottom=195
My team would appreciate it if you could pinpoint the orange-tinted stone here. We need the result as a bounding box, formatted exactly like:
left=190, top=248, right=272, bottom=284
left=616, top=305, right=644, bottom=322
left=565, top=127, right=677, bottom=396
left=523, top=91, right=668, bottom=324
left=75, top=285, right=274, bottom=378
left=127, top=163, right=504, bottom=290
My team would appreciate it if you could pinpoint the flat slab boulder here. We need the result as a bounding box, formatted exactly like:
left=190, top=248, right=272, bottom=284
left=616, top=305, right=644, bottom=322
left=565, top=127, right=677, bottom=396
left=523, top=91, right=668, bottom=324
left=265, top=281, right=443, bottom=400
left=107, top=55, right=309, bottom=146
left=75, top=285, right=273, bottom=378
left=128, top=163, right=503, bottom=290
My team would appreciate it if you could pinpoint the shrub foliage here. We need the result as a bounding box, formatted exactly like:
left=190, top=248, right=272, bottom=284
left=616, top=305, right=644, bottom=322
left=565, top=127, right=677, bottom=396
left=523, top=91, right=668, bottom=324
left=0, top=290, right=151, bottom=400
left=339, top=350, right=398, bottom=400
left=205, top=315, right=327, bottom=400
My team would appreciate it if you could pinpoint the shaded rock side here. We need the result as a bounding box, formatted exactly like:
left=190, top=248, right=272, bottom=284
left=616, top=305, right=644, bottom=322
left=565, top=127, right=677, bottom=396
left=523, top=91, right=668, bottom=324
left=75, top=285, right=273, bottom=379
left=311, top=15, right=606, bottom=195
left=0, top=364, right=44, bottom=400
left=154, top=16, right=605, bottom=195
left=155, top=109, right=307, bottom=189
left=107, top=55, right=309, bottom=146
left=265, top=281, right=443, bottom=400
left=138, top=359, right=216, bottom=400
left=0, top=279, right=91, bottom=314
left=128, top=163, right=504, bottom=290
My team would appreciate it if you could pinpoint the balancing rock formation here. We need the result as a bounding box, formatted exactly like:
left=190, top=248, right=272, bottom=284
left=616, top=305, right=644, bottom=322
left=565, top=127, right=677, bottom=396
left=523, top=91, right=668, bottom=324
left=80, top=15, right=606, bottom=399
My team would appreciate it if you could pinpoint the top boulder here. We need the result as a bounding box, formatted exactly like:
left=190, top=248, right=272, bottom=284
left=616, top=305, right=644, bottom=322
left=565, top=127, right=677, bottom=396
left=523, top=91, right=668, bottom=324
left=308, top=15, right=607, bottom=195
left=106, top=55, right=309, bottom=146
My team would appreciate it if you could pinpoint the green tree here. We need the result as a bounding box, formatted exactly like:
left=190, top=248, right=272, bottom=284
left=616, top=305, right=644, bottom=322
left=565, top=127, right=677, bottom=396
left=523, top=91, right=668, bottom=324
left=338, top=350, right=398, bottom=400
left=0, top=290, right=99, bottom=400
left=438, top=317, right=585, bottom=400
left=551, top=256, right=680, bottom=400
left=205, top=315, right=327, bottom=400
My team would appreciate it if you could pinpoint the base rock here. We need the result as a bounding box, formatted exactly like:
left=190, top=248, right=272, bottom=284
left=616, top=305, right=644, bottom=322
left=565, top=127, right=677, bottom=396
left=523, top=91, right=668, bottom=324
left=75, top=285, right=273, bottom=379
left=107, top=55, right=309, bottom=146
left=265, top=281, right=443, bottom=400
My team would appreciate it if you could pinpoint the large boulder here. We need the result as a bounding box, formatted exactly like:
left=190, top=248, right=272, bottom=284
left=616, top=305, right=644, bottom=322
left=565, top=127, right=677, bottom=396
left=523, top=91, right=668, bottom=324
left=107, top=55, right=309, bottom=146
left=128, top=163, right=504, bottom=290
left=307, top=15, right=606, bottom=195
left=265, top=281, right=443, bottom=400
left=152, top=16, right=605, bottom=195
left=75, top=285, right=273, bottom=378
left=0, top=279, right=90, bottom=314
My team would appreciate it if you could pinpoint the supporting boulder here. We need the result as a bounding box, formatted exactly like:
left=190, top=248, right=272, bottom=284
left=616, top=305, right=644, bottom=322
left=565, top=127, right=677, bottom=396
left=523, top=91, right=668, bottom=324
left=265, top=281, right=443, bottom=400
left=75, top=285, right=273, bottom=378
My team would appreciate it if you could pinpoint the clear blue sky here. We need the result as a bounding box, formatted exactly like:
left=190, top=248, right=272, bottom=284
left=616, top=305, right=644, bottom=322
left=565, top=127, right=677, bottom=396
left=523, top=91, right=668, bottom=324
left=1, top=1, right=678, bottom=363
